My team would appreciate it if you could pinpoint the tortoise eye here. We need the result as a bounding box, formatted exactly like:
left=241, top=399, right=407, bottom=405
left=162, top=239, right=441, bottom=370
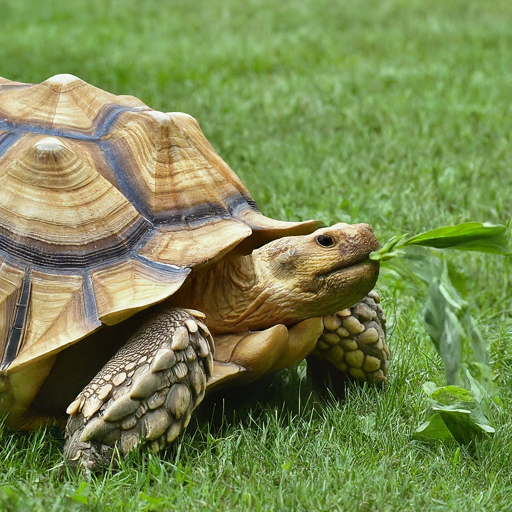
left=316, top=235, right=335, bottom=247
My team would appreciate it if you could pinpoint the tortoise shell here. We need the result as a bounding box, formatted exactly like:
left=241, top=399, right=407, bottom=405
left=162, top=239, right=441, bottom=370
left=0, top=74, right=321, bottom=374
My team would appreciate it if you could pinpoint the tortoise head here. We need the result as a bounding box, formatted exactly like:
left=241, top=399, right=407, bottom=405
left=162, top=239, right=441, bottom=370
left=249, top=223, right=380, bottom=328
left=170, top=222, right=379, bottom=334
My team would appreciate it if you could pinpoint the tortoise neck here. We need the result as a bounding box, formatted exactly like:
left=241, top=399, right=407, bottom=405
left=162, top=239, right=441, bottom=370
left=168, top=251, right=268, bottom=334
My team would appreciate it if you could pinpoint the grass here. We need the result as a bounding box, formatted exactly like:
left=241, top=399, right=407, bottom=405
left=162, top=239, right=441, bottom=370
left=1, top=0, right=512, bottom=509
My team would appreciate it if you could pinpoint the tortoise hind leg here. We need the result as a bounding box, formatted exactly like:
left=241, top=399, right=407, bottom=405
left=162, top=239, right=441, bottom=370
left=307, top=291, right=389, bottom=396
left=64, top=307, right=213, bottom=473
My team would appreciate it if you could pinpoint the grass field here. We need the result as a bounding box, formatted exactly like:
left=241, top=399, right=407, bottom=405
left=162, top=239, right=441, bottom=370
left=1, top=0, right=512, bottom=510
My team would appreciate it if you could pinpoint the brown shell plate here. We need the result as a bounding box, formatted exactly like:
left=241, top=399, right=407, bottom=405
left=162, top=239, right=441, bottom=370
left=0, top=74, right=322, bottom=372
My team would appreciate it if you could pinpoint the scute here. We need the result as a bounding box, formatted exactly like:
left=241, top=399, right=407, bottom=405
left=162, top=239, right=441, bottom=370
left=0, top=74, right=147, bottom=133
left=90, top=258, right=190, bottom=326
left=0, top=134, right=145, bottom=252
left=103, top=109, right=254, bottom=221
left=9, top=270, right=100, bottom=371
left=138, top=219, right=252, bottom=268
left=0, top=261, right=25, bottom=364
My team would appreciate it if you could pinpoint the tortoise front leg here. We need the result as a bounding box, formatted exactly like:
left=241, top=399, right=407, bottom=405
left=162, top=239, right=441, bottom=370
left=307, top=291, right=389, bottom=393
left=64, top=307, right=213, bottom=473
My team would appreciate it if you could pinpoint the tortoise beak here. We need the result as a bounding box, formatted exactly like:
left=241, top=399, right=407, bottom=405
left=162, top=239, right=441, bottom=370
left=330, top=222, right=381, bottom=271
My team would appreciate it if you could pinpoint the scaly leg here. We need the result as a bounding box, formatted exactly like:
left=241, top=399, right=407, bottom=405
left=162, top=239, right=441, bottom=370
left=307, top=291, right=389, bottom=392
left=64, top=307, right=213, bottom=473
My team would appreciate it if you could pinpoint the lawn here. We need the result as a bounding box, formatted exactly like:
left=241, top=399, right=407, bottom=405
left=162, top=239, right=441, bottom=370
left=1, top=0, right=512, bottom=510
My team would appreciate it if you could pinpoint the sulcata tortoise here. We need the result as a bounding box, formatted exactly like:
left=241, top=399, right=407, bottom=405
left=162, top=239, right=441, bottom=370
left=0, top=74, right=389, bottom=472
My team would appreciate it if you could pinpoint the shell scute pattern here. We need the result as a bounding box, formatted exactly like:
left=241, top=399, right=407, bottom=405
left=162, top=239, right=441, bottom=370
left=0, top=74, right=278, bottom=373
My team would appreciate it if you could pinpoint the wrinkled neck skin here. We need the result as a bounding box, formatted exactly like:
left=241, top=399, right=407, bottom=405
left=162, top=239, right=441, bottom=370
left=169, top=252, right=267, bottom=334
left=169, top=223, right=380, bottom=335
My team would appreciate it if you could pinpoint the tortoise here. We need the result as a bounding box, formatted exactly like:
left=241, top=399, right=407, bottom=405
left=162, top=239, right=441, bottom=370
left=0, top=74, right=389, bottom=472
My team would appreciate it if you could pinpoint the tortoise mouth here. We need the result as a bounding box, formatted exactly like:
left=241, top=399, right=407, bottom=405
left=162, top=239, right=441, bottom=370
left=321, top=241, right=380, bottom=278
left=325, top=257, right=379, bottom=280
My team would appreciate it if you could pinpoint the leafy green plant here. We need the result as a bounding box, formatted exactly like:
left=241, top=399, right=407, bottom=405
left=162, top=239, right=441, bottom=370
left=372, top=222, right=510, bottom=444
left=413, top=371, right=495, bottom=444
left=371, top=222, right=510, bottom=383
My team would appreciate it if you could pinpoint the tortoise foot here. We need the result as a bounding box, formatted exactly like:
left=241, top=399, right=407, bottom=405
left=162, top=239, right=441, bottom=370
left=63, top=308, right=213, bottom=473
left=309, top=291, right=389, bottom=386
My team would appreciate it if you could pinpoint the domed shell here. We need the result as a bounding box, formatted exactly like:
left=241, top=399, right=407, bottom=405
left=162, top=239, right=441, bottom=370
left=0, top=74, right=322, bottom=374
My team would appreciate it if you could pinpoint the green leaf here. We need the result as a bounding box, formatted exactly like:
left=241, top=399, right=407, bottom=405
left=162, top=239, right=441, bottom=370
left=403, top=222, right=511, bottom=255
left=419, top=258, right=492, bottom=386
left=423, top=277, right=444, bottom=351
left=439, top=263, right=467, bottom=310
left=469, top=407, right=495, bottom=434
left=433, top=405, right=493, bottom=443
left=369, top=234, right=408, bottom=261
left=371, top=222, right=511, bottom=262
left=464, top=367, right=495, bottom=408
left=463, top=313, right=488, bottom=367
left=66, top=481, right=90, bottom=505
left=423, top=268, right=465, bottom=385
left=431, top=385, right=474, bottom=405
left=439, top=310, right=462, bottom=385
left=413, top=413, right=456, bottom=443
left=422, top=381, right=439, bottom=397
